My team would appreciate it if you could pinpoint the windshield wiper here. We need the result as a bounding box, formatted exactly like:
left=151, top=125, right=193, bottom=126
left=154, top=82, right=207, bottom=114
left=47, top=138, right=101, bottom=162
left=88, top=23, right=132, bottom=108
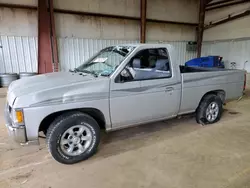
left=74, top=68, right=98, bottom=77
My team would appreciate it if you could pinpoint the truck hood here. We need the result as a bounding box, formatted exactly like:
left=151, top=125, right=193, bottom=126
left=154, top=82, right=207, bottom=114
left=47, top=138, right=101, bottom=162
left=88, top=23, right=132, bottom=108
left=7, top=72, right=109, bottom=108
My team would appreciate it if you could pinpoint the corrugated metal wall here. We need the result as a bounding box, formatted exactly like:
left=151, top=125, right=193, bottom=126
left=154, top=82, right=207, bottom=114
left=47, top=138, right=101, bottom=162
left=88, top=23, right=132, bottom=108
left=0, top=35, right=38, bottom=73
left=0, top=36, right=196, bottom=73
left=202, top=39, right=250, bottom=72
left=58, top=37, right=197, bottom=71
left=57, top=38, right=139, bottom=71
left=8, top=35, right=250, bottom=74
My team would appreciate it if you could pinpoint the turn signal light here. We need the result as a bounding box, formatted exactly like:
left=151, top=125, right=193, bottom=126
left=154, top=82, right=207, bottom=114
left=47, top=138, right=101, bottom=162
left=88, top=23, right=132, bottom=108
left=16, top=111, right=24, bottom=123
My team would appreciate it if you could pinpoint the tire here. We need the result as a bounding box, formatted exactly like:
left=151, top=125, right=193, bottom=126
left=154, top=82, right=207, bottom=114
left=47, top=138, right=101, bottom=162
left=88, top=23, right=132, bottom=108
left=196, top=94, right=223, bottom=125
left=46, top=111, right=100, bottom=164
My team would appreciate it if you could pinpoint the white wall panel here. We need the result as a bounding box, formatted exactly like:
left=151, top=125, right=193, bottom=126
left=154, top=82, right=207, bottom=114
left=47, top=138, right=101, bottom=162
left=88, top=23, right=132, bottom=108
left=202, top=39, right=250, bottom=72
left=205, top=3, right=250, bottom=23
left=204, top=2, right=250, bottom=41
left=54, top=0, right=140, bottom=17
left=58, top=38, right=139, bottom=71
left=56, top=13, right=196, bottom=41
left=55, top=14, right=140, bottom=40
left=55, top=0, right=197, bottom=41
left=204, top=16, right=250, bottom=41
left=0, top=36, right=38, bottom=73
left=55, top=0, right=199, bottom=23
left=0, top=8, right=37, bottom=37
left=0, top=0, right=36, bottom=6
left=147, top=23, right=196, bottom=41
left=58, top=38, right=196, bottom=71
left=147, top=0, right=198, bottom=23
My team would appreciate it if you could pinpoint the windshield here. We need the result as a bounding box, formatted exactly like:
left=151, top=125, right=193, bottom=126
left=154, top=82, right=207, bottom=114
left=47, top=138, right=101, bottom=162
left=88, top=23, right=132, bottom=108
left=75, top=46, right=135, bottom=76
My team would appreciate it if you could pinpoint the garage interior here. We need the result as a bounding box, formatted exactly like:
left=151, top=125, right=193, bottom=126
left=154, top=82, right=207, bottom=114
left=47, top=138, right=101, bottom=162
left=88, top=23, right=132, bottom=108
left=0, top=0, right=250, bottom=187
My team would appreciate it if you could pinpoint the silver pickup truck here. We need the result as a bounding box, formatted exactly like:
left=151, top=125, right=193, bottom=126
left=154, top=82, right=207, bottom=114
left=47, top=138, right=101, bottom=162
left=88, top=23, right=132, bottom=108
left=4, top=44, right=245, bottom=164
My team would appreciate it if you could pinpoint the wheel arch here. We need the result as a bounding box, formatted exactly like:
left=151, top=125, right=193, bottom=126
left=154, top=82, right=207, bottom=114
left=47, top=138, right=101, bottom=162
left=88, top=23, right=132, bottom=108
left=198, top=90, right=226, bottom=109
left=195, top=90, right=224, bottom=125
left=39, top=108, right=106, bottom=134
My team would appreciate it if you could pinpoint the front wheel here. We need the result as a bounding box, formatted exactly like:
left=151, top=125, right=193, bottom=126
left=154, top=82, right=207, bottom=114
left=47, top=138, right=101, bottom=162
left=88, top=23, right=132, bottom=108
left=196, top=94, right=223, bottom=125
left=46, top=112, right=100, bottom=164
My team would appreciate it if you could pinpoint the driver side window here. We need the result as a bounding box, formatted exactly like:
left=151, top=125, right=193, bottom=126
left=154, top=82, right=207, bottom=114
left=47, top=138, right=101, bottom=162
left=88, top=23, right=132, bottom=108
left=119, top=48, right=171, bottom=82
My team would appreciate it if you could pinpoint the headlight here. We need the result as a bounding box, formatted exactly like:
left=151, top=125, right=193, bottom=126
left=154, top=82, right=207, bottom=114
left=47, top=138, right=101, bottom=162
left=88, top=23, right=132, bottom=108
left=12, top=109, right=24, bottom=125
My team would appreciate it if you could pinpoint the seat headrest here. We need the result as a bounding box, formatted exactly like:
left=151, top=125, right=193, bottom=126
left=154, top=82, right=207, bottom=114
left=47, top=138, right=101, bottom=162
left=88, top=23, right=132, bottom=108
left=155, top=59, right=168, bottom=70
left=133, top=59, right=141, bottom=68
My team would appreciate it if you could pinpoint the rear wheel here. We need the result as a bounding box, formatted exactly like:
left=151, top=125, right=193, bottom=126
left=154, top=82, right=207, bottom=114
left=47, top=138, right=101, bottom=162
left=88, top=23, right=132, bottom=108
left=46, top=112, right=100, bottom=164
left=196, top=94, right=223, bottom=125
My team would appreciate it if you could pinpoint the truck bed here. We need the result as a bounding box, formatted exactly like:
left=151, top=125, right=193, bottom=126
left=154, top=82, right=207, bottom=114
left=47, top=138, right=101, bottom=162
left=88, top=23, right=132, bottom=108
left=178, top=66, right=245, bottom=115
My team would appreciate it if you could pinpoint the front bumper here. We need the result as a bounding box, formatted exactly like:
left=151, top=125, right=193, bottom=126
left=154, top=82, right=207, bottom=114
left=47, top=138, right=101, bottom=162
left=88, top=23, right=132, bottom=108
left=4, top=104, right=27, bottom=144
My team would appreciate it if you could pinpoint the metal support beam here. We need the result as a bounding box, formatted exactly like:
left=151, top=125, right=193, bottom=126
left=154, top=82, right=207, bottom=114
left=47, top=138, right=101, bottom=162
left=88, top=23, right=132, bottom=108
left=206, top=0, right=250, bottom=11
left=206, top=0, right=236, bottom=7
left=205, top=10, right=250, bottom=29
left=48, top=0, right=59, bottom=72
left=140, top=0, right=147, bottom=43
left=38, top=0, right=53, bottom=74
left=205, top=0, right=214, bottom=4
left=0, top=3, right=36, bottom=10
left=197, top=0, right=206, bottom=58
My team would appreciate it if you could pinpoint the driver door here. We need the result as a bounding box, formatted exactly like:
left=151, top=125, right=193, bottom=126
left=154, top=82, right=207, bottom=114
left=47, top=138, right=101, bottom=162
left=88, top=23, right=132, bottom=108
left=110, top=78, right=143, bottom=127
left=109, top=48, right=180, bottom=129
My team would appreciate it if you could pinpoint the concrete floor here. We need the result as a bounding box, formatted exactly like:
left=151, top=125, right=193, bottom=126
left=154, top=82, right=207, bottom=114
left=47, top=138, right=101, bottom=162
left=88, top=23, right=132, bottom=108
left=0, top=89, right=250, bottom=188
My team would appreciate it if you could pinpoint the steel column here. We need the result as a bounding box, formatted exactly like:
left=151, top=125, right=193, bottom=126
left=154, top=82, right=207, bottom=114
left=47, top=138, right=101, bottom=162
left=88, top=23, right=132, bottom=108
left=48, top=0, right=59, bottom=72
left=38, top=0, right=53, bottom=73
left=140, top=0, right=147, bottom=43
left=197, top=0, right=206, bottom=58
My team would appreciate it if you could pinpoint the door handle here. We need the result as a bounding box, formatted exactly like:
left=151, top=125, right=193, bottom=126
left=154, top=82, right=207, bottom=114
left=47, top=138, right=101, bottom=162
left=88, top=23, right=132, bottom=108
left=165, top=87, right=174, bottom=92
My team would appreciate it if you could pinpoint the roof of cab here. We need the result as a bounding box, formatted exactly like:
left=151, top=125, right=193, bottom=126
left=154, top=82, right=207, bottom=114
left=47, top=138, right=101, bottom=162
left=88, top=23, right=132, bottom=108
left=118, top=43, right=173, bottom=48
left=117, top=44, right=175, bottom=56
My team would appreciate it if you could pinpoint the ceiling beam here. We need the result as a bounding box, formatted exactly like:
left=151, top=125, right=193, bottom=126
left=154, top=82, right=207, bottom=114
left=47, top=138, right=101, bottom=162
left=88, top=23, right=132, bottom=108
left=206, top=0, right=250, bottom=11
left=204, top=10, right=250, bottom=29
left=205, top=0, right=214, bottom=5
left=206, top=0, right=236, bottom=7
